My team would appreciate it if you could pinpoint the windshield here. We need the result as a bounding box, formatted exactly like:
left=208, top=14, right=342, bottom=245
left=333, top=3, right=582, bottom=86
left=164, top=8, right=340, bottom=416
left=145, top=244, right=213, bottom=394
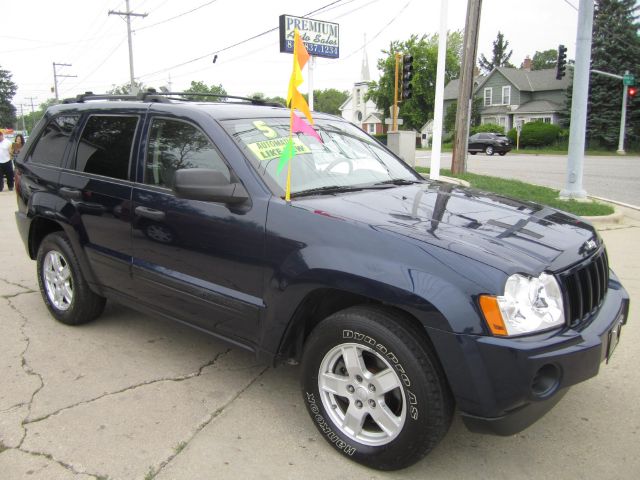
left=221, top=117, right=421, bottom=197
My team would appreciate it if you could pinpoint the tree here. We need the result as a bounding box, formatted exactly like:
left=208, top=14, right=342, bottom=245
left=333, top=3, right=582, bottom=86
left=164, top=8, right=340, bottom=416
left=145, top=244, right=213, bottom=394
left=366, top=31, right=463, bottom=131
left=0, top=66, right=18, bottom=127
left=17, top=98, right=58, bottom=133
left=246, top=92, right=286, bottom=105
left=184, top=81, right=227, bottom=101
left=444, top=97, right=482, bottom=133
left=531, top=49, right=558, bottom=70
left=587, top=0, right=640, bottom=149
left=107, top=81, right=148, bottom=95
left=478, top=32, right=514, bottom=74
left=313, top=88, right=348, bottom=115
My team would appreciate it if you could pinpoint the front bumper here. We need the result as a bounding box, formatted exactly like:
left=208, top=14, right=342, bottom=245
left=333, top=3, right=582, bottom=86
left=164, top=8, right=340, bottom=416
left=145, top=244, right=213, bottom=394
left=428, top=272, right=629, bottom=436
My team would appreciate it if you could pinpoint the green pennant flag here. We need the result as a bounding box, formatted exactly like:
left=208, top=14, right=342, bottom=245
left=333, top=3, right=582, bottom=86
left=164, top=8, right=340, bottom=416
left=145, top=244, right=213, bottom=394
left=277, top=137, right=296, bottom=175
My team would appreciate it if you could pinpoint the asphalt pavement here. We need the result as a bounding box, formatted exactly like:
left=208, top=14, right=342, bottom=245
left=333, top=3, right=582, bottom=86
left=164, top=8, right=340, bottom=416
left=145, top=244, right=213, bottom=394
left=416, top=151, right=640, bottom=207
left=0, top=189, right=638, bottom=480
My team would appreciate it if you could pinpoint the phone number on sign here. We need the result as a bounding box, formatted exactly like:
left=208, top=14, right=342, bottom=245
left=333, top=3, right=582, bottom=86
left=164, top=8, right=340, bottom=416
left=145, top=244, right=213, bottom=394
left=286, top=41, right=339, bottom=57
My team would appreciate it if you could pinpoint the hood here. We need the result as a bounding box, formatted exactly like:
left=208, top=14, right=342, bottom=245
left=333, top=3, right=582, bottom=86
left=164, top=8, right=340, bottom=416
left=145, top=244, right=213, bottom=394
left=296, top=182, right=599, bottom=275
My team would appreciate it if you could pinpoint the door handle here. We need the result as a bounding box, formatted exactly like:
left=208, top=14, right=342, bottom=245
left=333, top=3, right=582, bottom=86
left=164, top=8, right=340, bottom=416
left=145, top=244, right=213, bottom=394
left=59, top=187, right=82, bottom=200
left=135, top=206, right=166, bottom=222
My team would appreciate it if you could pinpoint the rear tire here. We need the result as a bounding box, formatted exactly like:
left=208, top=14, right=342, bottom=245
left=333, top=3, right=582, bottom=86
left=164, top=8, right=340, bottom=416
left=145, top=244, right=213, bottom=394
left=301, top=306, right=453, bottom=470
left=485, top=145, right=494, bottom=155
left=499, top=152, right=507, bottom=156
left=469, top=152, right=477, bottom=155
left=37, top=232, right=106, bottom=325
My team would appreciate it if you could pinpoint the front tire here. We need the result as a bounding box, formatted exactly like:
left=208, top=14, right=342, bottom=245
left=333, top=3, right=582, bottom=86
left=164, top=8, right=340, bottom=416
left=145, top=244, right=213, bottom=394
left=37, top=232, right=106, bottom=325
left=485, top=145, right=494, bottom=155
left=301, top=306, right=453, bottom=470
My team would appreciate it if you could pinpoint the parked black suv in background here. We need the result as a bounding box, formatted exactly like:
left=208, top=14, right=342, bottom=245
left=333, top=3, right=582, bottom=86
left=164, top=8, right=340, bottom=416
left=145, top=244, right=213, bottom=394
left=468, top=132, right=512, bottom=155
left=13, top=92, right=629, bottom=471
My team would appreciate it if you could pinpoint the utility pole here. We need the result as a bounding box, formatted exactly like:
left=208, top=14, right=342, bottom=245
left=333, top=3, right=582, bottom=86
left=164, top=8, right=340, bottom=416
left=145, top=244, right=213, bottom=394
left=52, top=63, right=77, bottom=101
left=109, top=0, right=148, bottom=94
left=561, top=0, right=594, bottom=199
left=452, top=0, right=482, bottom=175
left=19, top=105, right=26, bottom=133
left=24, top=97, right=37, bottom=132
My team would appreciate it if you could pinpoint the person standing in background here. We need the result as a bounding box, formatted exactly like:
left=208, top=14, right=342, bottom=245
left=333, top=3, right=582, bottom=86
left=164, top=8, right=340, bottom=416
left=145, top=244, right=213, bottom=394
left=10, top=134, right=25, bottom=166
left=0, top=131, right=14, bottom=191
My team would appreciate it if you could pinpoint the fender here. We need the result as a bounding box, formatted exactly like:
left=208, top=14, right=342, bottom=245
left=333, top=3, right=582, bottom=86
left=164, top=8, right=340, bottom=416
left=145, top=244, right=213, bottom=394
left=27, top=190, right=104, bottom=295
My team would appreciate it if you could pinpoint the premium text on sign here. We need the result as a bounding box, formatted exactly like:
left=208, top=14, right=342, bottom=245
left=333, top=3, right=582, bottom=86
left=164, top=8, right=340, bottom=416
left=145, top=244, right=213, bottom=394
left=279, top=14, right=339, bottom=59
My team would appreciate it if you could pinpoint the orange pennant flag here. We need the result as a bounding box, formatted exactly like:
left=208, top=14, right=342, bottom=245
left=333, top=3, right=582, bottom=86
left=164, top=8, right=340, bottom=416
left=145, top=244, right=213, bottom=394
left=294, top=30, right=310, bottom=70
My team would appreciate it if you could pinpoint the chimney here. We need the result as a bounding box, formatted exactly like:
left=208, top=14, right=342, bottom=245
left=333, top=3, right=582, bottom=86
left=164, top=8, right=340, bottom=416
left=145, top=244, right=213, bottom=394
left=522, top=56, right=532, bottom=71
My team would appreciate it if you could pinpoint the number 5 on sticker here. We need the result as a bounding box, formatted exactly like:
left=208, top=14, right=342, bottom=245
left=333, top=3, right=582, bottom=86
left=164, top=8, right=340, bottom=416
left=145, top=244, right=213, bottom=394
left=253, top=120, right=278, bottom=139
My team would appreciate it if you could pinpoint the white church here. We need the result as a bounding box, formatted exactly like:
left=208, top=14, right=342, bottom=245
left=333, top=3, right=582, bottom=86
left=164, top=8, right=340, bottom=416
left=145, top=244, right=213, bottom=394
left=338, top=47, right=386, bottom=135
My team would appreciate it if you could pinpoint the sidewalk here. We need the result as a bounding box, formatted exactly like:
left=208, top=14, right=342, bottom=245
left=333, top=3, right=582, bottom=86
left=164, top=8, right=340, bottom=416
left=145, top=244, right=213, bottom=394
left=0, top=190, right=638, bottom=480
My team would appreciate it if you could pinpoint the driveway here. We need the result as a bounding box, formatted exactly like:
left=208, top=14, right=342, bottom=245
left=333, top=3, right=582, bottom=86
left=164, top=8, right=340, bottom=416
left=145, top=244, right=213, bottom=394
left=0, top=190, right=638, bottom=479
left=416, top=151, right=640, bottom=207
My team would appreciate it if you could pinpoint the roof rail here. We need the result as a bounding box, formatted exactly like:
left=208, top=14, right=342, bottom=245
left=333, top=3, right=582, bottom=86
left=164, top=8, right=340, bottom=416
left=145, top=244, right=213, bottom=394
left=152, top=91, right=285, bottom=107
left=62, top=89, right=285, bottom=107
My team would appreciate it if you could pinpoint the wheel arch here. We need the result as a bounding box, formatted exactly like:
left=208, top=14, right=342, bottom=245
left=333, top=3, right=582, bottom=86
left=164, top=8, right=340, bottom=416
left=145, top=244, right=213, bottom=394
left=275, top=287, right=447, bottom=371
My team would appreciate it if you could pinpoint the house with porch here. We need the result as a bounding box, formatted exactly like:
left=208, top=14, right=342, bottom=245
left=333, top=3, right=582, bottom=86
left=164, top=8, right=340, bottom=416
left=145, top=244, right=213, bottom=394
left=443, top=65, right=571, bottom=132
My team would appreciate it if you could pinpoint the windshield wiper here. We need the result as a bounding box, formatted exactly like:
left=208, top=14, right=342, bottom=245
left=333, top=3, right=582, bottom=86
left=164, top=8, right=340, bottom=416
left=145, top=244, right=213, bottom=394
left=289, top=184, right=391, bottom=198
left=374, top=178, right=423, bottom=186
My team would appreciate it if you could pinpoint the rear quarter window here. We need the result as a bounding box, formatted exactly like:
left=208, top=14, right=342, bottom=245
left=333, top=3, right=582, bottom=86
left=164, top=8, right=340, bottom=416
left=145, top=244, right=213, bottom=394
left=27, top=115, right=79, bottom=167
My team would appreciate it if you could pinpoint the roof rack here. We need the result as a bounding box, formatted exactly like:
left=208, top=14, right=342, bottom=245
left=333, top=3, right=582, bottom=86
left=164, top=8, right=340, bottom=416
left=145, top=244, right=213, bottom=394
left=62, top=89, right=285, bottom=107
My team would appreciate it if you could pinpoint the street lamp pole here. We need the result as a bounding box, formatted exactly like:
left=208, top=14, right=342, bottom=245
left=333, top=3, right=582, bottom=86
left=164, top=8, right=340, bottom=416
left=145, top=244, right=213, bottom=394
left=617, top=70, right=629, bottom=154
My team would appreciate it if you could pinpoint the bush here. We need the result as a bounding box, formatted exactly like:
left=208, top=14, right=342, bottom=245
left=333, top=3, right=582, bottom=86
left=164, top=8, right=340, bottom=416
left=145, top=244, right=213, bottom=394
left=519, top=122, right=562, bottom=148
left=471, top=123, right=505, bottom=135
left=372, top=133, right=387, bottom=145
left=507, top=128, right=517, bottom=144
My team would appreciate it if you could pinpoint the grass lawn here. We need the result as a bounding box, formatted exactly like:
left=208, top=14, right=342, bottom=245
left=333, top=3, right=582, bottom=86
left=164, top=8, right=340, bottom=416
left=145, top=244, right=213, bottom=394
left=414, top=167, right=614, bottom=217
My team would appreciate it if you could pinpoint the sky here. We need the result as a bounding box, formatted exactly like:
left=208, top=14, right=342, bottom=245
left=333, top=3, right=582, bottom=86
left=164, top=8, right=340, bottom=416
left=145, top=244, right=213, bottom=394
left=3, top=0, right=586, bottom=113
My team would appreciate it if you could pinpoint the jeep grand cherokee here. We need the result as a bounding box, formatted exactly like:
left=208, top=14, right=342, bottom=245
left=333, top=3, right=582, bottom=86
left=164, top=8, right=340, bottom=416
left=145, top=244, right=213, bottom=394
left=13, top=92, right=629, bottom=471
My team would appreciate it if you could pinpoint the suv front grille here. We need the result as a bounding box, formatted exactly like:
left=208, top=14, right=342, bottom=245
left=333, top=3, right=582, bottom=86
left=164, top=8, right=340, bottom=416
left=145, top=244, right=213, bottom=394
left=559, top=248, right=609, bottom=328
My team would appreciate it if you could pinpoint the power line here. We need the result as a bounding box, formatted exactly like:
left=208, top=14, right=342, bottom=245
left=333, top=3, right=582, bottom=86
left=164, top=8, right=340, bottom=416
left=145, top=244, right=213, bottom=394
left=562, top=0, right=578, bottom=11
left=139, top=0, right=345, bottom=79
left=134, top=0, right=219, bottom=32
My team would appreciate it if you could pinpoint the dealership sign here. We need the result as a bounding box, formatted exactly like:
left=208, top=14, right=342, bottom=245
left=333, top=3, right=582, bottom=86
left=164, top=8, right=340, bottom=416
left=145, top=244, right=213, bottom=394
left=279, top=14, right=339, bottom=59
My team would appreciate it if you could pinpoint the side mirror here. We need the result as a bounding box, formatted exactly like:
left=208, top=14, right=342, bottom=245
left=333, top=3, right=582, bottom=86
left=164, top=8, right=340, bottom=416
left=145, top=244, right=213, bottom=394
left=173, top=168, right=249, bottom=204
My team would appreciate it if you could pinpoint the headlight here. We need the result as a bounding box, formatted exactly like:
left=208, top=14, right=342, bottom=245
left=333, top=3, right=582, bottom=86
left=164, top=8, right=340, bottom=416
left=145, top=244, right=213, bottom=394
left=480, top=273, right=565, bottom=336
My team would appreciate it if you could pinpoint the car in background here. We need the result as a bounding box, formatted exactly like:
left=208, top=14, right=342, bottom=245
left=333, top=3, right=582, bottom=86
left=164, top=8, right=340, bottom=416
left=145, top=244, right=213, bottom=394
left=468, top=132, right=512, bottom=156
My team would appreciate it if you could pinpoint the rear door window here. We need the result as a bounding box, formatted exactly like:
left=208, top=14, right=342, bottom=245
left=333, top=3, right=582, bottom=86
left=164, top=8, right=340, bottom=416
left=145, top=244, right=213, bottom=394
left=75, top=115, right=139, bottom=180
left=27, top=115, right=79, bottom=167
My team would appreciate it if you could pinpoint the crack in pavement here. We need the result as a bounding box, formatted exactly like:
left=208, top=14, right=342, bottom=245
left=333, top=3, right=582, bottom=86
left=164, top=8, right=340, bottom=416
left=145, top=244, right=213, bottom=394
left=149, top=366, right=270, bottom=479
left=14, top=447, right=105, bottom=479
left=0, top=277, right=36, bottom=294
left=24, top=349, right=234, bottom=425
left=5, top=297, right=46, bottom=449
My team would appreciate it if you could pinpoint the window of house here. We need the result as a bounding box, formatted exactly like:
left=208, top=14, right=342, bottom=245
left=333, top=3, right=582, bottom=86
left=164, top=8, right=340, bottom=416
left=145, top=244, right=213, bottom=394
left=484, top=87, right=492, bottom=106
left=502, top=86, right=511, bottom=105
left=498, top=117, right=506, bottom=127
left=367, top=123, right=376, bottom=134
left=145, top=118, right=230, bottom=189
left=28, top=115, right=79, bottom=167
left=355, top=89, right=361, bottom=106
left=75, top=115, right=139, bottom=180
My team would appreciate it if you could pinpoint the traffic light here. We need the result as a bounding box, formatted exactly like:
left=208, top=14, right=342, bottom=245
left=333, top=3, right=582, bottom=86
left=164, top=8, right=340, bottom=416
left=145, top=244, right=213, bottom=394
left=629, top=86, right=637, bottom=98
left=401, top=54, right=413, bottom=100
left=556, top=44, right=567, bottom=80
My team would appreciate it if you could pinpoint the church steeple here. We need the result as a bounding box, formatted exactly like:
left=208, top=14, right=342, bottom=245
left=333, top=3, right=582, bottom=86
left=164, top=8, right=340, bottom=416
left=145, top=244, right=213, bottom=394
left=360, top=34, right=370, bottom=82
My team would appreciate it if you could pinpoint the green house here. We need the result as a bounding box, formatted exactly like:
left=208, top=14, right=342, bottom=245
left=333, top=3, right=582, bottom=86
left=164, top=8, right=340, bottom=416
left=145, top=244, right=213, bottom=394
left=443, top=67, right=571, bottom=132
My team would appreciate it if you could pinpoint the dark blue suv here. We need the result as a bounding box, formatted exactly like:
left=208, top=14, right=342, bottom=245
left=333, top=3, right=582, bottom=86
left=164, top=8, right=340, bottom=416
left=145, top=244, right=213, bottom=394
left=13, top=92, right=629, bottom=471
